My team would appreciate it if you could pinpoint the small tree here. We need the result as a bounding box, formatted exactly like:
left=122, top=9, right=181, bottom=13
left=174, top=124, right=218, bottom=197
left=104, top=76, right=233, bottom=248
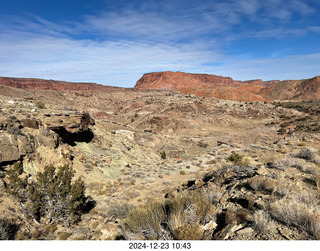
left=6, top=163, right=89, bottom=225
left=6, top=162, right=27, bottom=201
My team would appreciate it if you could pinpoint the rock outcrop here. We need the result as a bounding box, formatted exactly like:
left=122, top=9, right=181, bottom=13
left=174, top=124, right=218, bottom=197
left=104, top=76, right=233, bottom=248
left=134, top=71, right=270, bottom=101
left=0, top=101, right=95, bottom=167
left=135, top=71, right=320, bottom=101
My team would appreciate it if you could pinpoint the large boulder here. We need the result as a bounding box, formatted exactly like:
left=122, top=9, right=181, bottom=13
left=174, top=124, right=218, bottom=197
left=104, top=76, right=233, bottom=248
left=0, top=134, right=20, bottom=164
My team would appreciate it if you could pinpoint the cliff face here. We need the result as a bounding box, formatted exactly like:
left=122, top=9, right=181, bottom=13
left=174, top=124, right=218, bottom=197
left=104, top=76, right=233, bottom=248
left=134, top=71, right=269, bottom=101
left=0, top=77, right=117, bottom=91
left=135, top=71, right=244, bottom=90
left=135, top=71, right=320, bottom=101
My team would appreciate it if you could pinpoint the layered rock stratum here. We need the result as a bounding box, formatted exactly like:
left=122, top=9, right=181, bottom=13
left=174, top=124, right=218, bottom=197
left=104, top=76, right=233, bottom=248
left=0, top=76, right=119, bottom=91
left=135, top=71, right=320, bottom=101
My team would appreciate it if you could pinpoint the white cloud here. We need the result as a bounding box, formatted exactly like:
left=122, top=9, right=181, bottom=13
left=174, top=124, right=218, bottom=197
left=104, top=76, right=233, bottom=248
left=210, top=53, right=320, bottom=81
left=0, top=26, right=222, bottom=86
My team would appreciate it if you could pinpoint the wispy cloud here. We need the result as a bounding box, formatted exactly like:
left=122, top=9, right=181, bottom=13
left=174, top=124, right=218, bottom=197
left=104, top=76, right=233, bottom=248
left=210, top=53, right=320, bottom=81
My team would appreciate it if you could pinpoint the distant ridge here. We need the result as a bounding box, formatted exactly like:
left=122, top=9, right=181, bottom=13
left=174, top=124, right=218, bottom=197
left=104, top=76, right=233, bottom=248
left=1, top=72, right=319, bottom=102
left=134, top=71, right=320, bottom=101
left=0, top=76, right=120, bottom=91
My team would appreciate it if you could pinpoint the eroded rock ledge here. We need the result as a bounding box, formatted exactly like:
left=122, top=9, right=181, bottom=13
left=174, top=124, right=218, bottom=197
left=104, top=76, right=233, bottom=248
left=0, top=106, right=95, bottom=166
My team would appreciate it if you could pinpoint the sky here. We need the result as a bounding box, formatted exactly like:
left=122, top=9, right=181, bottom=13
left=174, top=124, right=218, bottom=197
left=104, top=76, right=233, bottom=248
left=0, top=0, right=319, bottom=87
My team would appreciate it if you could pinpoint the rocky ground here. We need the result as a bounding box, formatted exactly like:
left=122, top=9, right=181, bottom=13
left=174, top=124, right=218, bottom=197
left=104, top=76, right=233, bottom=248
left=0, top=85, right=320, bottom=240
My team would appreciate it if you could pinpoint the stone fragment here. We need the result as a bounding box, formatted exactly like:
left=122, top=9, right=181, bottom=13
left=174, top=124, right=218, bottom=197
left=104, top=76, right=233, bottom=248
left=0, top=135, right=20, bottom=163
left=256, top=165, right=268, bottom=175
left=20, top=118, right=39, bottom=129
left=236, top=227, right=254, bottom=236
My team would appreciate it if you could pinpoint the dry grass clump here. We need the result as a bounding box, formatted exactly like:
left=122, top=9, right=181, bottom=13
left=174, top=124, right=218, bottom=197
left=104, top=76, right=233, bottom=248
left=173, top=223, right=204, bottom=240
left=267, top=157, right=303, bottom=171
left=107, top=204, right=134, bottom=220
left=122, top=203, right=167, bottom=240
left=121, top=189, right=216, bottom=240
left=294, top=147, right=319, bottom=164
left=207, top=159, right=217, bottom=165
left=268, top=155, right=318, bottom=174
left=248, top=176, right=280, bottom=195
left=252, top=210, right=273, bottom=234
left=269, top=191, right=320, bottom=239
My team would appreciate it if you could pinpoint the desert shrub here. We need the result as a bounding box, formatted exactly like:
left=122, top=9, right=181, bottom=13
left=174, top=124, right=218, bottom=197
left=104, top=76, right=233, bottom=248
left=280, top=122, right=289, bottom=128
left=252, top=210, right=273, bottom=234
left=122, top=189, right=215, bottom=240
left=267, top=157, right=303, bottom=171
left=0, top=219, right=18, bottom=240
left=6, top=163, right=90, bottom=225
left=36, top=102, right=45, bottom=109
left=160, top=151, right=167, bottom=159
left=207, top=159, right=217, bottom=165
left=278, top=128, right=286, bottom=135
left=248, top=176, right=280, bottom=194
left=180, top=170, right=186, bottom=175
left=294, top=148, right=319, bottom=163
left=123, top=203, right=166, bottom=240
left=173, top=223, right=204, bottom=240
left=6, top=161, right=27, bottom=200
left=107, top=204, right=134, bottom=220
left=227, top=152, right=243, bottom=165
left=269, top=192, right=320, bottom=239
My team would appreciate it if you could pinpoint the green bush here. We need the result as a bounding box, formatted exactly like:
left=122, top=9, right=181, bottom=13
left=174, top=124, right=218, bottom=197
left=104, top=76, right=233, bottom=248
left=227, top=152, right=243, bottom=164
left=6, top=161, right=27, bottom=201
left=6, top=164, right=89, bottom=225
left=160, top=151, right=167, bottom=159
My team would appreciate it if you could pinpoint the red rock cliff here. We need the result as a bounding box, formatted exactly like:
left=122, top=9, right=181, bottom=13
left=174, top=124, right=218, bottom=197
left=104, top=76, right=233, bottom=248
left=134, top=71, right=269, bottom=101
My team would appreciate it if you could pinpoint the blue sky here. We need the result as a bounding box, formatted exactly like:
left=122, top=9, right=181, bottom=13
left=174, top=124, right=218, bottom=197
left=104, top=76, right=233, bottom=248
left=0, top=0, right=319, bottom=87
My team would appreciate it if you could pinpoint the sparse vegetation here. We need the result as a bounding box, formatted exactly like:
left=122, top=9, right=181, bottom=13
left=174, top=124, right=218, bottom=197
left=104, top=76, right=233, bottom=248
left=6, top=163, right=91, bottom=225
left=294, top=147, right=319, bottom=164
left=248, top=176, right=280, bottom=195
left=278, top=128, right=286, bottom=135
left=269, top=191, right=320, bottom=239
left=107, top=204, right=134, bottom=220
left=227, top=152, right=243, bottom=165
left=121, top=189, right=215, bottom=240
left=0, top=219, right=18, bottom=240
left=274, top=101, right=320, bottom=133
left=252, top=210, right=273, bottom=234
left=160, top=151, right=167, bottom=159
left=36, top=102, right=45, bottom=109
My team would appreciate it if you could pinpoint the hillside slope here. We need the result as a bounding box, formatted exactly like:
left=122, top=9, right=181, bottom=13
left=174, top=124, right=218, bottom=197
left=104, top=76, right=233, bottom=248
left=0, top=76, right=119, bottom=91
